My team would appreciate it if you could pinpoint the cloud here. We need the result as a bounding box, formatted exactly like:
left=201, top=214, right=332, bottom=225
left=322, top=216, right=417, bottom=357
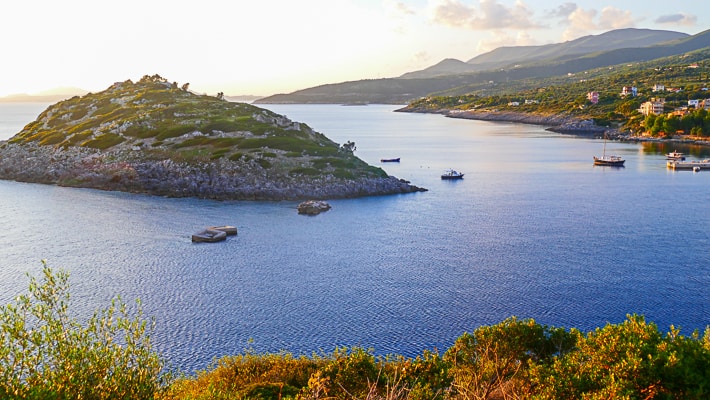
left=476, top=30, right=539, bottom=53
left=546, top=2, right=577, bottom=20
left=562, top=6, right=636, bottom=40
left=385, top=0, right=416, bottom=16
left=429, top=0, right=542, bottom=30
left=655, top=13, right=697, bottom=27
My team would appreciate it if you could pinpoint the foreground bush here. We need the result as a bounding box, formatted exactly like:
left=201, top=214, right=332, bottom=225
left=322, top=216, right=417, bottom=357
left=0, top=263, right=165, bottom=399
left=163, top=316, right=710, bottom=400
left=3, top=264, right=709, bottom=399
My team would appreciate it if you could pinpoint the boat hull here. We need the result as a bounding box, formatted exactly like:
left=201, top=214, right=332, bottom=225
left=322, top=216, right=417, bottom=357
left=381, top=158, right=400, bottom=162
left=593, top=157, right=625, bottom=166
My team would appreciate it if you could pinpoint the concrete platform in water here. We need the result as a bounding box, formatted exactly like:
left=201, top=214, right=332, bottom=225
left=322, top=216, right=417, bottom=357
left=667, top=160, right=710, bottom=170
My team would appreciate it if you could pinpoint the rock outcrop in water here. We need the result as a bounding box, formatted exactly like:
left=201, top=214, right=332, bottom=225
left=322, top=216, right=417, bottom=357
left=0, top=75, right=426, bottom=200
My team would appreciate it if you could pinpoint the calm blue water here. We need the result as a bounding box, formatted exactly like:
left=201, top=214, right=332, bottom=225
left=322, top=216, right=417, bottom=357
left=0, top=103, right=709, bottom=374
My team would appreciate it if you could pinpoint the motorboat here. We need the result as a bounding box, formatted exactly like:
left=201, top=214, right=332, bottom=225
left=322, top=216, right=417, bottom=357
left=441, top=169, right=464, bottom=179
left=665, top=150, right=685, bottom=160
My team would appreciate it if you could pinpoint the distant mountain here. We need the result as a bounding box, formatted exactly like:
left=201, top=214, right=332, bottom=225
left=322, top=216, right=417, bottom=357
left=256, top=28, right=703, bottom=104
left=401, top=28, right=688, bottom=79
left=0, top=87, right=88, bottom=103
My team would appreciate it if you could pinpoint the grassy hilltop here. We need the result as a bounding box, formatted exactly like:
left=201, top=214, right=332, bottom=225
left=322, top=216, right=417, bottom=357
left=0, top=74, right=423, bottom=199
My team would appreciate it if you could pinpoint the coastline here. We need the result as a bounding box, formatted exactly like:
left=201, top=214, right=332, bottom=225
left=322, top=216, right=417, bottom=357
left=397, top=107, right=710, bottom=147
left=0, top=142, right=427, bottom=201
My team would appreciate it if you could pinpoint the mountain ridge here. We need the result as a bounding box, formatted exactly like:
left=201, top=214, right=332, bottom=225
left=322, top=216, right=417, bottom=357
left=256, top=28, right=706, bottom=105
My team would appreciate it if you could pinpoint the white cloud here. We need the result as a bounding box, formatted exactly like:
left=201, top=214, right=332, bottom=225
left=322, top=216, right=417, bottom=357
left=655, top=13, right=698, bottom=27
left=384, top=0, right=416, bottom=16
left=546, top=2, right=577, bottom=20
left=562, top=6, right=636, bottom=40
left=476, top=30, right=539, bottom=53
left=598, top=7, right=636, bottom=30
left=428, top=0, right=542, bottom=30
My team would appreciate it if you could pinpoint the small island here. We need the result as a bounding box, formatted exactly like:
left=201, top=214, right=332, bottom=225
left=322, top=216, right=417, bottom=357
left=0, top=75, right=425, bottom=200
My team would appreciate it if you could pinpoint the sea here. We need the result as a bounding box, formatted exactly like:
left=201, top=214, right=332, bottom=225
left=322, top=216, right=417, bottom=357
left=0, top=102, right=708, bottom=374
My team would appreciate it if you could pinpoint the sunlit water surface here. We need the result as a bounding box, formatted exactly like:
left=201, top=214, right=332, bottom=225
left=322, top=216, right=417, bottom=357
left=0, top=103, right=708, bottom=373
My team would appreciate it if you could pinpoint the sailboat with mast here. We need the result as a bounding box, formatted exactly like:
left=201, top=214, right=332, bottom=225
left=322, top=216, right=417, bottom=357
left=593, top=134, right=625, bottom=166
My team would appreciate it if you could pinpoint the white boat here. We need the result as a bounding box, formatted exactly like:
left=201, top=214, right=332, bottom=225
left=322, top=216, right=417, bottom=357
left=665, top=150, right=685, bottom=160
left=441, top=169, right=464, bottom=179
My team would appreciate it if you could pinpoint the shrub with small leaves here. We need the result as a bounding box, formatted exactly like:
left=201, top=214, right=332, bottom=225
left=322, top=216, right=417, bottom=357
left=0, top=262, right=165, bottom=399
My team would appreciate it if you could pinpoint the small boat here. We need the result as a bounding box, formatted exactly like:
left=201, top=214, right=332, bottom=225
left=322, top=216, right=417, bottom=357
left=441, top=169, right=464, bottom=180
left=192, top=228, right=227, bottom=243
left=593, top=155, right=626, bottom=166
left=665, top=150, right=685, bottom=160
left=593, top=135, right=625, bottom=166
left=380, top=158, right=400, bottom=162
left=208, top=225, right=238, bottom=236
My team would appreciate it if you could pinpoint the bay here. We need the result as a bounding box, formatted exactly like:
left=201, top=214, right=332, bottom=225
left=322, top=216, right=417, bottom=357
left=0, top=103, right=708, bottom=374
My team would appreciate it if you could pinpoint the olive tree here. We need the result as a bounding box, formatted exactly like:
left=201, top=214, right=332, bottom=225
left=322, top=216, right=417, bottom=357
left=0, top=263, right=165, bottom=399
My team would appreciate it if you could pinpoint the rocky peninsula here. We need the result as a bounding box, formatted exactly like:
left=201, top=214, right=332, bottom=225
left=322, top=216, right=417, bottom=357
left=0, top=75, right=425, bottom=201
left=398, top=106, right=613, bottom=136
left=399, top=106, right=710, bottom=147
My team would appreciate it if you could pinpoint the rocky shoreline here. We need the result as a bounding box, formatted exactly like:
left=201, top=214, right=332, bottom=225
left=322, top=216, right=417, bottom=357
left=398, top=107, right=710, bottom=146
left=0, top=142, right=426, bottom=201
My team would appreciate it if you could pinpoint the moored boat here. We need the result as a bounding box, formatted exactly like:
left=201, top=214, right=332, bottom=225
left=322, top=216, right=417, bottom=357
left=441, top=169, right=464, bottom=179
left=381, top=158, right=400, bottom=162
left=192, top=228, right=227, bottom=243
left=594, top=135, right=625, bottom=166
left=665, top=150, right=685, bottom=160
left=593, top=155, right=625, bottom=166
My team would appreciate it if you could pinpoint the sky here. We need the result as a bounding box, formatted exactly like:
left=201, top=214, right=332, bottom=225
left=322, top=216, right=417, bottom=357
left=0, top=0, right=706, bottom=98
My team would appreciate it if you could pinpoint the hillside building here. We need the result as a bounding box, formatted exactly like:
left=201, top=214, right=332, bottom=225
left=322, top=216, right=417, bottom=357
left=621, top=86, right=638, bottom=97
left=587, top=91, right=599, bottom=104
left=640, top=98, right=665, bottom=116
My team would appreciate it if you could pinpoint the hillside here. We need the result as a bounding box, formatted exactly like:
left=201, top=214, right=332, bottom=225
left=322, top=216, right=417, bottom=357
left=256, top=29, right=707, bottom=105
left=401, top=28, right=688, bottom=79
left=0, top=75, right=424, bottom=200
left=399, top=47, right=710, bottom=139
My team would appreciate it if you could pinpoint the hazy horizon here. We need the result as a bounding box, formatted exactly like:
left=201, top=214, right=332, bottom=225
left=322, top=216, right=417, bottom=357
left=2, top=0, right=705, bottom=98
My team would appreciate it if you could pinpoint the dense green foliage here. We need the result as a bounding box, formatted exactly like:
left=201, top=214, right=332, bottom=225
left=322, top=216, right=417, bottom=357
left=406, top=49, right=710, bottom=136
left=162, top=316, right=710, bottom=400
left=6, top=74, right=388, bottom=181
left=3, top=267, right=709, bottom=399
left=0, top=264, right=165, bottom=399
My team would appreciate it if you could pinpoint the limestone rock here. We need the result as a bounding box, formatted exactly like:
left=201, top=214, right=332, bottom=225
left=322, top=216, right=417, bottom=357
left=297, top=200, right=331, bottom=215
